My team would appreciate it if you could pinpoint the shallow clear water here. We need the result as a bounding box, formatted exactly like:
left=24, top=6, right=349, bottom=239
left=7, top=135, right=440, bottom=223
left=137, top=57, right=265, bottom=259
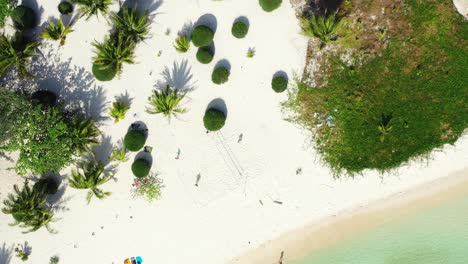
left=292, top=194, right=468, bottom=264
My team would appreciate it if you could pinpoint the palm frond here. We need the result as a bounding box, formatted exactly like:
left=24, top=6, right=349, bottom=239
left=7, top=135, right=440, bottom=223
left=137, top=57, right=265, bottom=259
left=41, top=19, right=74, bottom=46
left=301, top=13, right=343, bottom=47
left=0, top=34, right=38, bottom=78
left=174, top=35, right=190, bottom=53
left=110, top=147, right=129, bottom=162
left=92, top=35, right=135, bottom=76
left=146, top=85, right=187, bottom=120
left=72, top=0, right=112, bottom=20
left=109, top=101, right=129, bottom=122
left=112, top=7, right=150, bottom=43
left=70, top=115, right=100, bottom=154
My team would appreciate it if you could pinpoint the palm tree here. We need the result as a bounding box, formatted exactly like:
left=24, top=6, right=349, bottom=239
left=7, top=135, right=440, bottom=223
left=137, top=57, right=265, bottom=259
left=92, top=35, right=135, bottom=77
left=109, top=101, right=129, bottom=123
left=72, top=0, right=112, bottom=20
left=68, top=155, right=113, bottom=204
left=174, top=35, right=190, bottom=53
left=41, top=19, right=74, bottom=46
left=70, top=115, right=100, bottom=154
left=301, top=13, right=343, bottom=48
left=0, top=33, right=38, bottom=78
left=112, top=7, right=150, bottom=43
left=146, top=85, right=187, bottom=120
left=2, top=180, right=55, bottom=233
left=110, top=147, right=129, bottom=162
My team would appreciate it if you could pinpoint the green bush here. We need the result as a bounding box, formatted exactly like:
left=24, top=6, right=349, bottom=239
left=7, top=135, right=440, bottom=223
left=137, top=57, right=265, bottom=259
left=196, top=47, right=214, bottom=64
left=272, top=76, right=288, bottom=93
left=58, top=1, right=73, bottom=15
left=232, top=21, right=249, bottom=38
left=33, top=178, right=58, bottom=195
left=132, top=159, right=150, bottom=178
left=212, top=67, right=230, bottom=84
left=259, top=0, right=282, bottom=12
left=124, top=130, right=146, bottom=151
left=0, top=0, right=13, bottom=28
left=191, top=25, right=214, bottom=47
left=92, top=63, right=117, bottom=81
left=203, top=108, right=226, bottom=131
left=11, top=5, right=37, bottom=30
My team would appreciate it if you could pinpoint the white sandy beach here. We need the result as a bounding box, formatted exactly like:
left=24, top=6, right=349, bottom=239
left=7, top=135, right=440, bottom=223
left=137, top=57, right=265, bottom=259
left=1, top=0, right=467, bottom=263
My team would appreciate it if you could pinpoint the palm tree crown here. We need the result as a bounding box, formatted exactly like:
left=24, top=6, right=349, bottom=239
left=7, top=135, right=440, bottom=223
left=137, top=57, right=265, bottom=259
left=146, top=85, right=187, bottom=120
left=0, top=34, right=38, bottom=78
left=72, top=0, right=112, bottom=20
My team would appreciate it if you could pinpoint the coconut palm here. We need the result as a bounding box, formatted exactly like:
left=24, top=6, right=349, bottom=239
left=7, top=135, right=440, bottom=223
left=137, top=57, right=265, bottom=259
left=301, top=13, right=343, bottom=48
left=2, top=180, right=55, bottom=233
left=92, top=35, right=135, bottom=77
left=0, top=33, right=38, bottom=78
left=70, top=115, right=100, bottom=154
left=72, top=0, right=112, bottom=20
left=110, top=147, right=129, bottom=162
left=41, top=19, right=74, bottom=46
left=174, top=35, right=190, bottom=53
left=68, top=155, right=113, bottom=204
left=146, top=85, right=187, bottom=120
left=109, top=101, right=129, bottom=123
left=112, top=7, right=150, bottom=43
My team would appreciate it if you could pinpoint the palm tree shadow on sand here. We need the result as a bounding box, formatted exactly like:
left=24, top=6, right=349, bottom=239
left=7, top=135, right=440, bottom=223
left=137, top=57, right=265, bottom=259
left=0, top=243, right=14, bottom=264
left=159, top=59, right=196, bottom=93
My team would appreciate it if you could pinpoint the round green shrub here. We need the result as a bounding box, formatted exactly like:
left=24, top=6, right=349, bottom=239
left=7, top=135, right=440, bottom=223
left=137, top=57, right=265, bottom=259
left=124, top=130, right=146, bottom=151
left=11, top=5, right=37, bottom=30
left=58, top=1, right=74, bottom=15
left=196, top=47, right=214, bottom=64
left=132, top=159, right=151, bottom=178
left=212, top=67, right=230, bottom=84
left=33, top=178, right=59, bottom=195
left=259, top=0, right=282, bottom=12
left=271, top=76, right=288, bottom=93
left=231, top=21, right=249, bottom=38
left=191, top=25, right=214, bottom=47
left=92, top=63, right=117, bottom=81
left=203, top=108, right=226, bottom=131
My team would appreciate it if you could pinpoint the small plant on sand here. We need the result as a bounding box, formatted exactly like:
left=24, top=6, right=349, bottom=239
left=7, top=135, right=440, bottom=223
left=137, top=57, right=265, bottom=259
left=231, top=21, right=249, bottom=38
left=58, top=1, right=74, bottom=15
left=49, top=255, right=60, bottom=264
left=110, top=147, right=129, bottom=162
left=191, top=25, right=214, bottom=47
left=301, top=13, right=343, bottom=47
left=11, top=5, right=37, bottom=30
left=68, top=155, right=113, bottom=204
left=92, top=35, right=135, bottom=80
left=196, top=46, right=214, bottom=64
left=246, top=47, right=255, bottom=58
left=212, top=66, right=230, bottom=84
left=112, top=6, right=150, bottom=43
left=109, top=101, right=130, bottom=122
left=259, top=0, right=282, bottom=12
left=70, top=115, right=100, bottom=155
left=124, top=130, right=146, bottom=151
left=146, top=85, right=187, bottom=120
left=131, top=158, right=151, bottom=178
left=203, top=108, right=226, bottom=131
left=14, top=244, right=29, bottom=261
left=0, top=33, right=38, bottom=78
left=72, top=0, right=112, bottom=20
left=41, top=19, right=74, bottom=46
left=132, top=173, right=164, bottom=203
left=272, top=75, right=288, bottom=93
left=2, top=180, right=55, bottom=233
left=174, top=35, right=190, bottom=53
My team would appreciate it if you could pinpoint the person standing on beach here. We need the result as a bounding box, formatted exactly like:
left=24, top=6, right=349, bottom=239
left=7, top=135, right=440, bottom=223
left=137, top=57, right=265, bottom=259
left=195, top=173, right=201, bottom=187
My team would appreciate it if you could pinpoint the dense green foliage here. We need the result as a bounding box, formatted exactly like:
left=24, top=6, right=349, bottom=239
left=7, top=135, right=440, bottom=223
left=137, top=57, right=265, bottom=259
left=41, top=19, right=73, bottom=46
left=109, top=101, right=129, bottom=122
left=285, top=0, right=468, bottom=175
left=11, top=5, right=37, bottom=30
left=72, top=0, right=111, bottom=20
left=146, top=86, right=187, bottom=119
left=92, top=63, right=116, bottom=81
left=211, top=66, right=229, bottom=84
left=301, top=13, right=343, bottom=48
left=191, top=25, right=214, bottom=47
left=131, top=159, right=151, bottom=178
left=272, top=76, right=288, bottom=93
left=0, top=33, right=38, bottom=78
left=131, top=174, right=164, bottom=202
left=124, top=130, right=146, bottom=151
left=0, top=89, right=100, bottom=175
left=58, top=1, right=74, bottom=15
left=196, top=46, right=214, bottom=64
left=112, top=7, right=150, bottom=43
left=2, top=180, right=55, bottom=233
left=259, top=0, right=282, bottom=12
left=92, top=35, right=135, bottom=80
left=231, top=21, right=249, bottom=38
left=203, top=108, right=226, bottom=131
left=68, top=156, right=113, bottom=204
left=0, top=0, right=13, bottom=28
left=174, top=35, right=190, bottom=53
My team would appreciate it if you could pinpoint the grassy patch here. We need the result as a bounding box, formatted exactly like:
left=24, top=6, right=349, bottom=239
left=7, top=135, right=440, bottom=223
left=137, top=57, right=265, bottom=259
left=286, top=0, right=468, bottom=176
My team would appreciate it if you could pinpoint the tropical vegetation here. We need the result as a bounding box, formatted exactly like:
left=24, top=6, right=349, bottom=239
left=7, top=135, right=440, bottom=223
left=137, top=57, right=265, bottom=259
left=0, top=0, right=13, bottom=28
left=92, top=35, right=135, bottom=80
left=112, top=6, right=151, bottom=43
left=259, top=0, right=282, bottom=12
left=196, top=46, right=214, bottom=64
left=0, top=33, right=38, bottom=78
left=300, top=13, right=343, bottom=48
left=124, top=130, right=146, bottom=151
left=174, top=35, right=190, bottom=53
left=191, top=25, right=214, bottom=47
left=232, top=21, right=249, bottom=39
left=203, top=108, right=226, bottom=131
left=110, top=147, right=129, bottom=162
left=272, top=75, right=288, bottom=93
left=41, top=19, right=74, bottom=46
left=131, top=158, right=151, bottom=178
left=109, top=101, right=130, bottom=122
left=72, top=0, right=112, bottom=20
left=131, top=173, right=164, bottom=202
left=212, top=66, right=229, bottom=84
left=58, top=1, right=74, bottom=15
left=146, top=85, right=187, bottom=119
left=11, top=5, right=37, bottom=30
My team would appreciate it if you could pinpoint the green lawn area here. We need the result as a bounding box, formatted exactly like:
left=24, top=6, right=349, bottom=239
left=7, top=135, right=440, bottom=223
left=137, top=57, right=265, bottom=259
left=286, top=0, right=468, bottom=175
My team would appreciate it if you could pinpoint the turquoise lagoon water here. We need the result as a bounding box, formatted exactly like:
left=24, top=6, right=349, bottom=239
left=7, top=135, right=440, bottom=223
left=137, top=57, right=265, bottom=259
left=292, top=193, right=468, bottom=264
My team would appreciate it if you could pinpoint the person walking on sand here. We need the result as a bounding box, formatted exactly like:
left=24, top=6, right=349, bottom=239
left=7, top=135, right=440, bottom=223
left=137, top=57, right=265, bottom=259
left=238, top=133, right=243, bottom=143
left=195, top=173, right=201, bottom=187
left=175, top=148, right=181, bottom=159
